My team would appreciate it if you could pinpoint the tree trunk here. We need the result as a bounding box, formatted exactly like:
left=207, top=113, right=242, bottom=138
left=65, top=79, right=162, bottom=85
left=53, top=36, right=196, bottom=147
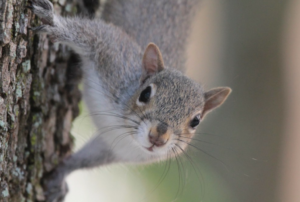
left=217, top=1, right=287, bottom=201
left=0, top=1, right=81, bottom=201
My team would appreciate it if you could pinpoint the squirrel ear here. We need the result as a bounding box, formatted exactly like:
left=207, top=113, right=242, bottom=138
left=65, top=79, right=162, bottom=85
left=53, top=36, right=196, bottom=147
left=201, top=87, right=232, bottom=119
left=142, top=43, right=164, bottom=78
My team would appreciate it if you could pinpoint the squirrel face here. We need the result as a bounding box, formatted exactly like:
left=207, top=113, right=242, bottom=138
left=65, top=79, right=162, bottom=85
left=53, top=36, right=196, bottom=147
left=125, top=43, right=231, bottom=160
left=129, top=70, right=204, bottom=157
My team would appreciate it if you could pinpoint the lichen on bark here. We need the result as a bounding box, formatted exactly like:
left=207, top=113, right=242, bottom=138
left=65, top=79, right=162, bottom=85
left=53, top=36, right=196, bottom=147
left=0, top=0, right=81, bottom=201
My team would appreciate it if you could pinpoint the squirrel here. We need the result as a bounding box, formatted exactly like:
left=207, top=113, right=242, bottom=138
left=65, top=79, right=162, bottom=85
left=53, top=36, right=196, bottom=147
left=28, top=0, right=231, bottom=201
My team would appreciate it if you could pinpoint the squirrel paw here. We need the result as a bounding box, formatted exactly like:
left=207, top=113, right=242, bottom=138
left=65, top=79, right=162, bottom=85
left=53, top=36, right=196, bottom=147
left=28, top=0, right=58, bottom=42
left=43, top=171, right=69, bottom=202
left=28, top=0, right=54, bottom=25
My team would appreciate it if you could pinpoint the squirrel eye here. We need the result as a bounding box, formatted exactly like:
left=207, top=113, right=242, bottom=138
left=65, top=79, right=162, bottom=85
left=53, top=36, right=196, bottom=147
left=190, top=115, right=200, bottom=128
left=139, top=86, right=152, bottom=103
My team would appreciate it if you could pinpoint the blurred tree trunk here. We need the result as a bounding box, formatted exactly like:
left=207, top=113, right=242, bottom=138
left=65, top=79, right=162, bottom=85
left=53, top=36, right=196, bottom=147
left=0, top=0, right=81, bottom=201
left=280, top=0, right=300, bottom=201
left=214, top=0, right=287, bottom=201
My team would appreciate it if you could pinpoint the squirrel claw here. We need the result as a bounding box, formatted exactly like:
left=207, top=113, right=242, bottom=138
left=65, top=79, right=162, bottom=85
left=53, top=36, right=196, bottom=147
left=29, top=0, right=54, bottom=25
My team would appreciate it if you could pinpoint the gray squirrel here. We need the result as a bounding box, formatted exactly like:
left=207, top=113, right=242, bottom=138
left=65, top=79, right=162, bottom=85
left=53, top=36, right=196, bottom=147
left=28, top=0, right=231, bottom=201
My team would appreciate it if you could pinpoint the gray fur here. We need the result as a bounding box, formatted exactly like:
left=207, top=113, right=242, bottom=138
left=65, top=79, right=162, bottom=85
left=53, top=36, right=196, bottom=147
left=130, top=69, right=204, bottom=127
left=29, top=0, right=231, bottom=201
left=102, top=0, right=200, bottom=71
left=29, top=0, right=54, bottom=25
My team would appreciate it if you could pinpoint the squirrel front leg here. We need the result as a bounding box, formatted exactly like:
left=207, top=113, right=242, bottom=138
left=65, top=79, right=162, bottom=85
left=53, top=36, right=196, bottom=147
left=44, top=135, right=116, bottom=202
left=29, top=0, right=100, bottom=57
left=57, top=135, right=115, bottom=175
left=29, top=0, right=143, bottom=78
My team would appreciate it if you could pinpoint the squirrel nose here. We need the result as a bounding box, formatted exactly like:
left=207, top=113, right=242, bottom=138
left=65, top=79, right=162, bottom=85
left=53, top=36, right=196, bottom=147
left=149, top=135, right=168, bottom=147
left=149, top=123, right=169, bottom=147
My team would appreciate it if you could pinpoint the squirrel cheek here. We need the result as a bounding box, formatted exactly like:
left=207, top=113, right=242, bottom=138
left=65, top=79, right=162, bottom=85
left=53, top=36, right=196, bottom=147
left=134, top=120, right=152, bottom=146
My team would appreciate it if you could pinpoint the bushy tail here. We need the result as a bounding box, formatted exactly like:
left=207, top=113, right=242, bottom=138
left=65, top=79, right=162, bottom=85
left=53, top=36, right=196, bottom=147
left=102, top=0, right=200, bottom=71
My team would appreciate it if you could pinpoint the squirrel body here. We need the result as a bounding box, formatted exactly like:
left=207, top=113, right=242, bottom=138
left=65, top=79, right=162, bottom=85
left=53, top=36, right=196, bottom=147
left=29, top=0, right=231, bottom=201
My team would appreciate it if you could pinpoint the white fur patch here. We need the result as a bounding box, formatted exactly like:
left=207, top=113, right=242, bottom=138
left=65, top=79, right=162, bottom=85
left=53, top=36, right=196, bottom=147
left=135, top=120, right=152, bottom=148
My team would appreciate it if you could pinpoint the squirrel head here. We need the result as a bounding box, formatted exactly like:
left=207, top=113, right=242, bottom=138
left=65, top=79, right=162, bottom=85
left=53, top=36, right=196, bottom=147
left=126, top=43, right=231, bottom=160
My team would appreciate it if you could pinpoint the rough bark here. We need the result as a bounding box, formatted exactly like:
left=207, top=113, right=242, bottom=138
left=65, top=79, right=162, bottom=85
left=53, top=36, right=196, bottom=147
left=0, top=0, right=81, bottom=201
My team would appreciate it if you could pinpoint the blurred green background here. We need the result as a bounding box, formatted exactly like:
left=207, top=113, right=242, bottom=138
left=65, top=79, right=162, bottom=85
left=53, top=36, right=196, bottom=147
left=64, top=0, right=300, bottom=201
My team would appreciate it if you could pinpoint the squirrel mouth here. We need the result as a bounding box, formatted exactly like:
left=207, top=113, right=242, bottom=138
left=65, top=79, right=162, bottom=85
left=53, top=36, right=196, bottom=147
left=145, top=145, right=155, bottom=152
